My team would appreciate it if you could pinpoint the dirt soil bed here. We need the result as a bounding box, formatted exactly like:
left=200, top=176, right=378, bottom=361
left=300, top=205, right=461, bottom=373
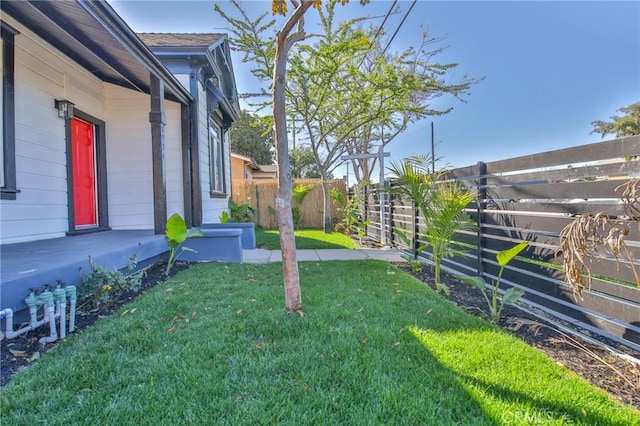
left=1, top=258, right=638, bottom=411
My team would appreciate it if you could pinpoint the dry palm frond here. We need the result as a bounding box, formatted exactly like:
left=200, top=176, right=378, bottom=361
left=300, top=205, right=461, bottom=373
left=555, top=212, right=638, bottom=297
left=616, top=177, right=640, bottom=222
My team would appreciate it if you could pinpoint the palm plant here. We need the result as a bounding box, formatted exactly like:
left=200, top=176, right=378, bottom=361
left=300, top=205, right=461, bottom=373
left=292, top=183, right=315, bottom=228
left=424, top=182, right=476, bottom=293
left=388, top=155, right=437, bottom=259
left=387, top=155, right=437, bottom=219
left=388, top=155, right=476, bottom=294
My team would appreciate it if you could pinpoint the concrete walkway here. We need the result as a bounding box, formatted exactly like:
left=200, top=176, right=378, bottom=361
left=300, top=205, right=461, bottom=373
left=242, top=247, right=406, bottom=264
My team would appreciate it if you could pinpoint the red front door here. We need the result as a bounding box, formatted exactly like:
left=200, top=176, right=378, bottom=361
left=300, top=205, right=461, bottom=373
left=71, top=118, right=97, bottom=227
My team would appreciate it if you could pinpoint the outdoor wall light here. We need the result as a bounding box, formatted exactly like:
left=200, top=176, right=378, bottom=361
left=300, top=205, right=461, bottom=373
left=54, top=99, right=74, bottom=119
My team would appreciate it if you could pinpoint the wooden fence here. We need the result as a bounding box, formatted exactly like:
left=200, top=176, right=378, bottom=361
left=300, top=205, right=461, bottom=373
left=232, top=179, right=347, bottom=229
left=359, top=136, right=640, bottom=351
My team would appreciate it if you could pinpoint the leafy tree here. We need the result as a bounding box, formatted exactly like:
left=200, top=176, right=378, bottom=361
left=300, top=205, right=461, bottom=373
left=344, top=29, right=477, bottom=185
left=231, top=110, right=274, bottom=164
left=216, top=0, right=370, bottom=313
left=590, top=102, right=640, bottom=139
left=288, top=4, right=479, bottom=232
left=217, top=1, right=478, bottom=234
left=290, top=146, right=321, bottom=178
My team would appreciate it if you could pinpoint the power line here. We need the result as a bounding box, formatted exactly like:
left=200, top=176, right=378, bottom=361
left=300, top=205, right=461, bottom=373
left=357, top=0, right=397, bottom=69
left=369, top=0, right=397, bottom=51
left=380, top=0, right=417, bottom=57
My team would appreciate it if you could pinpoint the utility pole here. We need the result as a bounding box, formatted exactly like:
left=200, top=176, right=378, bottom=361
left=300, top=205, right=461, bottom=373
left=431, top=121, right=435, bottom=174
left=292, top=117, right=297, bottom=149
left=341, top=146, right=391, bottom=246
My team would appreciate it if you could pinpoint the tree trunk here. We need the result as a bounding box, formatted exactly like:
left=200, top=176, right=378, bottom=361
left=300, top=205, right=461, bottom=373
left=273, top=2, right=313, bottom=312
left=322, top=179, right=332, bottom=233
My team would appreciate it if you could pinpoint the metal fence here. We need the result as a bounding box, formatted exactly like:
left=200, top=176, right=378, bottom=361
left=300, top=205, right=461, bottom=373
left=358, top=136, right=640, bottom=351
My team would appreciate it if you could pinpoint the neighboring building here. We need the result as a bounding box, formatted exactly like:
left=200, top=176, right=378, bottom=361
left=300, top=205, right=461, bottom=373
left=231, top=153, right=261, bottom=181
left=253, top=164, right=278, bottom=180
left=0, top=1, right=240, bottom=245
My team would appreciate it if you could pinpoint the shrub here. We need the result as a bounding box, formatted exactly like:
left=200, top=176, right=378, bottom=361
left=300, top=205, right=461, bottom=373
left=79, top=255, right=143, bottom=309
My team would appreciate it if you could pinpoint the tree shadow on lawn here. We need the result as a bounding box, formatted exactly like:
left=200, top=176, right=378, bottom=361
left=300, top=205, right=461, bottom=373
left=256, top=232, right=351, bottom=250
left=293, top=236, right=349, bottom=250
left=408, top=326, right=636, bottom=425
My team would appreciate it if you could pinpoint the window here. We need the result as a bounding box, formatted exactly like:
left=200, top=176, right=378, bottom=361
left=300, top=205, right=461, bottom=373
left=1, top=21, right=19, bottom=200
left=208, top=117, right=226, bottom=196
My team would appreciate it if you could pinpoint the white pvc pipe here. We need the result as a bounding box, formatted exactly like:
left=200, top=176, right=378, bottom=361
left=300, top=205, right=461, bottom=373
left=2, top=286, right=78, bottom=342
left=59, top=299, right=67, bottom=339
left=2, top=308, right=35, bottom=340
left=28, top=305, right=46, bottom=330
left=38, top=305, right=58, bottom=345
left=67, top=286, right=77, bottom=333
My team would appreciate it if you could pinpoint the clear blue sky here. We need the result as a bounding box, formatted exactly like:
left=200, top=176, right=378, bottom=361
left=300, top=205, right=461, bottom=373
left=109, top=0, right=639, bottom=176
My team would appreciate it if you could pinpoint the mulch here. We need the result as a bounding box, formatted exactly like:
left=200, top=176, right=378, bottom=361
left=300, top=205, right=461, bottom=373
left=1, top=256, right=638, bottom=411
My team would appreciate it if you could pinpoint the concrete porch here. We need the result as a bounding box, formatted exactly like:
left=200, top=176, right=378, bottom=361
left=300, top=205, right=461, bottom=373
left=1, top=230, right=168, bottom=319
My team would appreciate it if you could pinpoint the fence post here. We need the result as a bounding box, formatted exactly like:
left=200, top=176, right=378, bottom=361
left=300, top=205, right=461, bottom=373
left=413, top=199, right=419, bottom=260
left=363, top=185, right=369, bottom=237
left=388, top=185, right=395, bottom=247
left=476, top=161, right=487, bottom=276
left=254, top=183, right=261, bottom=227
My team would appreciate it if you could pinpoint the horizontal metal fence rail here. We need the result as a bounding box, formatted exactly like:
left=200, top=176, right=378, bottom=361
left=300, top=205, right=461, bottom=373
left=362, top=136, right=640, bottom=351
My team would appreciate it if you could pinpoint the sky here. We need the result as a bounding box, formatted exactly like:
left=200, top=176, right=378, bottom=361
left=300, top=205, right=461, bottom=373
left=108, top=0, right=640, bottom=179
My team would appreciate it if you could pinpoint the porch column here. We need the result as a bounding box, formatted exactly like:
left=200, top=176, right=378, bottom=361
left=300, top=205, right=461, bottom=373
left=181, top=103, right=193, bottom=227
left=149, top=73, right=167, bottom=234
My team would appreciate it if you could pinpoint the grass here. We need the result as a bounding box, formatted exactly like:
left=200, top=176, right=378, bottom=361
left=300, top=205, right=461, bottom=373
left=255, top=228, right=358, bottom=250
left=2, top=261, right=638, bottom=425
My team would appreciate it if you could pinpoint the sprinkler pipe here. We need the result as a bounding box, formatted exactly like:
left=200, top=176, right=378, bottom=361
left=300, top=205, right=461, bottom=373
left=1, top=284, right=78, bottom=342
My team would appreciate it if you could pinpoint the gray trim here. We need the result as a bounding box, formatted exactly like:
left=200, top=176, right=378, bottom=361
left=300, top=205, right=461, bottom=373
left=0, top=1, right=193, bottom=105
left=79, top=1, right=192, bottom=105
left=208, top=113, right=228, bottom=197
left=181, top=103, right=193, bottom=227
left=149, top=73, right=167, bottom=235
left=189, top=68, right=202, bottom=226
left=1, top=20, right=19, bottom=200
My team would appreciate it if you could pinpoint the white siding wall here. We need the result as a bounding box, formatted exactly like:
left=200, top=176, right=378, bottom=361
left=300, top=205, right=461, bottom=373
left=165, top=102, right=184, bottom=218
left=104, top=85, right=184, bottom=230
left=103, top=85, right=153, bottom=230
left=0, top=17, right=104, bottom=244
left=174, top=74, right=190, bottom=92
left=0, top=15, right=191, bottom=243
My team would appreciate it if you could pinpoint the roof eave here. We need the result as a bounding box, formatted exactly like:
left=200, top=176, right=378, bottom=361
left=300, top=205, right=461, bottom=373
left=80, top=1, right=193, bottom=105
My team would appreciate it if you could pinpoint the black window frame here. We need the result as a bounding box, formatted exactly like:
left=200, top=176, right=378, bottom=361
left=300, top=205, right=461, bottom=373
left=1, top=21, right=19, bottom=200
left=208, top=114, right=227, bottom=197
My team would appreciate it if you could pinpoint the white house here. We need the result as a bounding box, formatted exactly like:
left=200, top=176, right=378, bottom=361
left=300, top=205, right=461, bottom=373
left=0, top=1, right=240, bottom=245
left=0, top=0, right=241, bottom=319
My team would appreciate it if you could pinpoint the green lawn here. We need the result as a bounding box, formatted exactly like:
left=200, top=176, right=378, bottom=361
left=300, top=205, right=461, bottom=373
left=256, top=228, right=358, bottom=249
left=2, top=261, right=638, bottom=425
